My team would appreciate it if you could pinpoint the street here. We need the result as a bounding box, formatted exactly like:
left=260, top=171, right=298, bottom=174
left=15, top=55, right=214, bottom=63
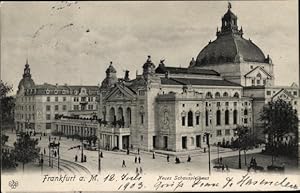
left=4, top=130, right=263, bottom=175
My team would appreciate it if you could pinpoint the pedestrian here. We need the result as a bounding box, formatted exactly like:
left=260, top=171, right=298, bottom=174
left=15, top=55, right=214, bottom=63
left=122, top=160, right=126, bottom=167
left=175, top=157, right=180, bottom=164
left=100, top=151, right=103, bottom=158
left=44, top=148, right=46, bottom=155
left=139, top=167, right=143, bottom=174
left=136, top=167, right=139, bottom=174
left=253, top=158, right=257, bottom=167
left=222, top=164, right=225, bottom=172
left=167, top=154, right=169, bottom=162
left=187, top=155, right=191, bottom=162
left=220, top=156, right=223, bottom=164
left=75, top=155, right=78, bottom=162
left=135, top=156, right=137, bottom=163
left=138, top=148, right=140, bottom=155
left=153, top=152, right=155, bottom=159
left=40, top=136, right=42, bottom=140
left=226, top=165, right=230, bottom=172
left=84, top=155, right=87, bottom=162
left=127, top=148, right=129, bottom=155
left=138, top=156, right=141, bottom=164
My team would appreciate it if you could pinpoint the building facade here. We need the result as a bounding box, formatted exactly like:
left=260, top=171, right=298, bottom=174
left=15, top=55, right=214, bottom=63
left=14, top=4, right=299, bottom=153
left=15, top=61, right=99, bottom=134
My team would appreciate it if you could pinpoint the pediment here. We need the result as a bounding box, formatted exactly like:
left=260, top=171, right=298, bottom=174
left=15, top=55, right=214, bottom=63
left=272, top=89, right=294, bottom=102
left=244, top=66, right=271, bottom=79
left=104, top=84, right=136, bottom=102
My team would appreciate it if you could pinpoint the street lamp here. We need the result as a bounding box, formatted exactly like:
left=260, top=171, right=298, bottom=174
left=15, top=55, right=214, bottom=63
left=234, top=129, right=242, bottom=169
left=40, top=153, right=44, bottom=174
left=204, top=132, right=211, bottom=175
left=80, top=122, right=87, bottom=163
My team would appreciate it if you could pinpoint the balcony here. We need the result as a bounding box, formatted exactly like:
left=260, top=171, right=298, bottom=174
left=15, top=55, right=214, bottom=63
left=100, top=126, right=131, bottom=135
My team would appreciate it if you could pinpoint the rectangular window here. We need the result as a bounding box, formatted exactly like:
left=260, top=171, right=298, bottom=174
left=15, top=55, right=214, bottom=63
left=263, top=79, right=266, bottom=85
left=182, top=116, right=185, bottom=126
left=88, top=104, right=93, bottom=110
left=46, top=123, right=51, bottom=130
left=55, top=105, right=59, bottom=111
left=47, top=97, right=50, bottom=102
left=225, top=102, right=229, bottom=106
left=217, top=130, right=222, bottom=136
left=73, top=105, right=79, bottom=110
left=267, top=90, right=271, bottom=95
left=257, top=80, right=260, bottom=85
left=251, top=79, right=255, bottom=85
left=46, top=114, right=51, bottom=120
left=81, top=97, right=86, bottom=102
left=225, top=129, right=230, bottom=136
left=55, top=97, right=58, bottom=102
left=141, top=114, right=144, bottom=124
left=139, top=90, right=145, bottom=96
left=63, top=97, right=66, bottom=101
left=46, top=105, right=51, bottom=111
left=294, top=101, right=297, bottom=105
left=234, top=102, right=237, bottom=106
left=206, top=102, right=208, bottom=107
left=293, top=91, right=297, bottom=96
left=63, top=105, right=67, bottom=111
left=196, top=115, right=200, bottom=125
left=32, top=114, right=35, bottom=120
left=140, top=135, right=143, bottom=141
left=244, top=118, right=248, bottom=124
left=217, top=102, right=220, bottom=107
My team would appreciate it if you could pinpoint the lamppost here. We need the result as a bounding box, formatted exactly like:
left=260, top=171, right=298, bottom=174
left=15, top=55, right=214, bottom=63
left=217, top=143, right=220, bottom=164
left=49, top=137, right=60, bottom=170
left=204, top=132, right=211, bottom=175
left=40, top=153, right=44, bottom=174
left=98, top=130, right=101, bottom=174
left=80, top=122, right=87, bottom=163
left=234, top=129, right=242, bottom=169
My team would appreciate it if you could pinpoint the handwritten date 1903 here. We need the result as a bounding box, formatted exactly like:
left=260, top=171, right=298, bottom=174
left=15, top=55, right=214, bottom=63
left=118, top=182, right=144, bottom=191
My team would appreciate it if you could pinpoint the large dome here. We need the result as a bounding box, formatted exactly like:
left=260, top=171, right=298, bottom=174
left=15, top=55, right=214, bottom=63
left=194, top=4, right=268, bottom=67
left=195, top=34, right=267, bottom=66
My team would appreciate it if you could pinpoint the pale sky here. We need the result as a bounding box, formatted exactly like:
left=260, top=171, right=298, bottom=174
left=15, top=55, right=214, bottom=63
left=1, top=1, right=299, bottom=94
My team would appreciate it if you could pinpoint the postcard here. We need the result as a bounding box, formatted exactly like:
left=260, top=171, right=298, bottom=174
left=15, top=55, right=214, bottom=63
left=1, top=1, right=299, bottom=192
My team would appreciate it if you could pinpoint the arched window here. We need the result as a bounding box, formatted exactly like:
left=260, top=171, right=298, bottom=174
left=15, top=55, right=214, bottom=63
left=195, top=111, right=200, bottom=125
left=206, top=92, right=213, bottom=99
left=215, top=92, right=221, bottom=98
left=216, top=110, right=221, bottom=126
left=205, top=110, right=209, bottom=126
left=233, top=92, right=239, bottom=98
left=257, top=73, right=262, bottom=78
left=244, top=109, right=248, bottom=116
left=223, top=92, right=228, bottom=97
left=109, top=107, right=115, bottom=123
left=181, top=111, right=186, bottom=126
left=188, top=111, right=193, bottom=127
left=233, top=109, right=238, bottom=124
left=118, top=107, right=123, bottom=120
left=225, top=110, right=229, bottom=125
left=126, top=107, right=131, bottom=126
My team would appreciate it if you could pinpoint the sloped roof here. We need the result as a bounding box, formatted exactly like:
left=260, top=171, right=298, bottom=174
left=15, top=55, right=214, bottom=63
left=155, top=66, right=220, bottom=76
left=161, top=77, right=241, bottom=87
